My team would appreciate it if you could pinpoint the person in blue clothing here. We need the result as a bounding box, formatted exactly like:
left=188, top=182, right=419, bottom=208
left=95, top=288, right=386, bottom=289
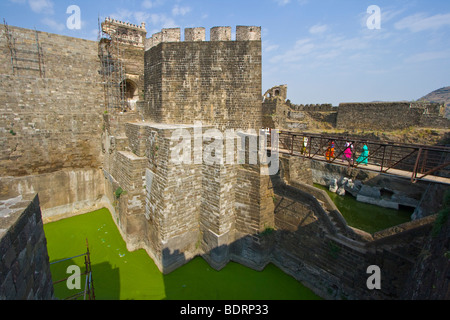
left=357, top=144, right=369, bottom=165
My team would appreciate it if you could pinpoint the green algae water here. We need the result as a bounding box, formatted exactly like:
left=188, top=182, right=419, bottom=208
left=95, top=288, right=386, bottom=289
left=44, top=208, right=322, bottom=300
left=314, top=184, right=412, bottom=234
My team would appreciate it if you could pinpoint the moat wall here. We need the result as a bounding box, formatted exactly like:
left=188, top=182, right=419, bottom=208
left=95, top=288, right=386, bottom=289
left=0, top=26, right=109, bottom=222
left=269, top=156, right=443, bottom=300
left=0, top=169, right=107, bottom=223
left=0, top=196, right=54, bottom=300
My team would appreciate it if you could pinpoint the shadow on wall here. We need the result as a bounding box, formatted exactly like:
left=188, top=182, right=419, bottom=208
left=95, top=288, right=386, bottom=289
left=157, top=171, right=441, bottom=301
left=159, top=233, right=323, bottom=300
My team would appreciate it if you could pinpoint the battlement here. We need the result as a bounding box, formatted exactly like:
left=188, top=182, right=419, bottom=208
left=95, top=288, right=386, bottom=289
left=103, top=17, right=146, bottom=31
left=102, top=17, right=147, bottom=48
left=145, top=26, right=261, bottom=51
left=185, top=27, right=206, bottom=41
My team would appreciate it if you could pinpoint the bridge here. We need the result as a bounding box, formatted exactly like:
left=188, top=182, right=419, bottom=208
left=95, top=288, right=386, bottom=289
left=268, top=130, right=450, bottom=185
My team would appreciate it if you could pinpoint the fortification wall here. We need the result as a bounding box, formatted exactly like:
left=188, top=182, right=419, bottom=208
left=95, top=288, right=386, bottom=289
left=336, top=102, right=449, bottom=131
left=0, top=25, right=110, bottom=227
left=290, top=104, right=335, bottom=112
left=264, top=85, right=449, bottom=132
left=143, top=26, right=262, bottom=131
left=0, top=195, right=54, bottom=300
left=0, top=26, right=104, bottom=177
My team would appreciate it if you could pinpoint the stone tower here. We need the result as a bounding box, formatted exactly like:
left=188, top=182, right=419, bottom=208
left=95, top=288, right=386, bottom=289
left=101, top=18, right=147, bottom=111
left=102, top=24, right=275, bottom=274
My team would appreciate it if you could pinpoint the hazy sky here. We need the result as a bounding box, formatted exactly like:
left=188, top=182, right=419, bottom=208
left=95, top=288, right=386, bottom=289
left=2, top=0, right=450, bottom=105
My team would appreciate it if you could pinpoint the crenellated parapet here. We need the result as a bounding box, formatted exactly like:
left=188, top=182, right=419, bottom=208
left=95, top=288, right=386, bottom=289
left=102, top=17, right=147, bottom=48
left=145, top=26, right=261, bottom=51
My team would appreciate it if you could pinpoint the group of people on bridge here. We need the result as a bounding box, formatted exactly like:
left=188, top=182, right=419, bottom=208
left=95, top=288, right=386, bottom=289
left=326, top=140, right=369, bottom=166
left=297, top=137, right=369, bottom=166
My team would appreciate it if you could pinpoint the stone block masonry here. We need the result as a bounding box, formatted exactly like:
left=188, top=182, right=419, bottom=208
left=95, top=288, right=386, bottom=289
left=336, top=102, right=449, bottom=131
left=0, top=195, right=54, bottom=300
left=0, top=169, right=107, bottom=223
left=271, top=169, right=440, bottom=300
left=264, top=85, right=449, bottom=131
left=102, top=119, right=276, bottom=273
left=0, top=26, right=105, bottom=177
left=143, top=26, right=262, bottom=131
left=0, top=25, right=112, bottom=223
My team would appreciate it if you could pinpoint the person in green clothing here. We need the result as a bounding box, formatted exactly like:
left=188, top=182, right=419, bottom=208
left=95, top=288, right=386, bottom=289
left=357, top=144, right=369, bottom=165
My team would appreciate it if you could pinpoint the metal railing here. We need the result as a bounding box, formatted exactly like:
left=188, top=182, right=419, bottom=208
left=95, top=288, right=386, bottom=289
left=272, top=130, right=450, bottom=184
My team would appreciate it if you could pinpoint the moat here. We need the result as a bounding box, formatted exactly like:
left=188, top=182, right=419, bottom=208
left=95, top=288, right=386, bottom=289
left=44, top=190, right=412, bottom=300
left=44, top=209, right=322, bottom=300
left=314, top=184, right=412, bottom=234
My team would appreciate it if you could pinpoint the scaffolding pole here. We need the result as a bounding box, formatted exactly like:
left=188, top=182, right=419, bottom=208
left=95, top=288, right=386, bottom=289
left=98, top=17, right=127, bottom=113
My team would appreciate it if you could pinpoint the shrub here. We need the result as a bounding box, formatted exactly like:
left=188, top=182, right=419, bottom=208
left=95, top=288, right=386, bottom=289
left=115, top=187, right=124, bottom=199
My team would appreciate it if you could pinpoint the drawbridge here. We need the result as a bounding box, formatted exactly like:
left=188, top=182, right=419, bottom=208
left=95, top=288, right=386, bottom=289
left=269, top=130, right=450, bottom=185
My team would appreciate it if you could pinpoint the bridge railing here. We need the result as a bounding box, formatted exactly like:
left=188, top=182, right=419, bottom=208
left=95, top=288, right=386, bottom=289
left=274, top=130, right=450, bottom=183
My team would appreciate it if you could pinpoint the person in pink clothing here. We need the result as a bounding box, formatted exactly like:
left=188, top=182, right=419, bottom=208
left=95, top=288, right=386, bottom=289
left=343, top=141, right=353, bottom=166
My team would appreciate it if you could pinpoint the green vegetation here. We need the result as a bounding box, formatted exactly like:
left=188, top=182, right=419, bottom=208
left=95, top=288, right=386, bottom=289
left=260, top=226, right=275, bottom=236
left=314, top=184, right=411, bottom=234
left=44, top=209, right=322, bottom=300
left=114, top=187, right=125, bottom=199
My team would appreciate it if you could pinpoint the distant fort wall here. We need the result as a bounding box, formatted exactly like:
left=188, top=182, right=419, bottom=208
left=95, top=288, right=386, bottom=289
left=336, top=102, right=448, bottom=131
left=263, top=85, right=450, bottom=131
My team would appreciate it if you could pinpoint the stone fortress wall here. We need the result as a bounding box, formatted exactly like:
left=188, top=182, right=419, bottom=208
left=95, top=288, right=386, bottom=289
left=0, top=21, right=447, bottom=300
left=263, top=85, right=450, bottom=131
left=0, top=26, right=105, bottom=177
left=143, top=26, right=262, bottom=131
left=337, top=101, right=449, bottom=131
left=0, top=25, right=108, bottom=223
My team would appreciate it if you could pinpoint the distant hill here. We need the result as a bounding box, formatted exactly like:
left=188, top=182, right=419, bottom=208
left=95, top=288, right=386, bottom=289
left=419, top=86, right=450, bottom=119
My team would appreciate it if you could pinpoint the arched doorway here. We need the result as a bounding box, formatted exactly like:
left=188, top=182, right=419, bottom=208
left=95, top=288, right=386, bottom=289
left=120, top=79, right=139, bottom=111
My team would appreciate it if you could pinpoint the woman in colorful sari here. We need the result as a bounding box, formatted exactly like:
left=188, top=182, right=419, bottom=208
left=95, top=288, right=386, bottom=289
left=325, top=141, right=335, bottom=161
left=343, top=141, right=353, bottom=164
left=357, top=144, right=369, bottom=165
